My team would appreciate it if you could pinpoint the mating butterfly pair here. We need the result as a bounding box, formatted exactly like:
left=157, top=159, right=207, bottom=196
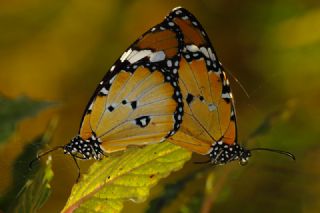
left=35, top=7, right=294, bottom=170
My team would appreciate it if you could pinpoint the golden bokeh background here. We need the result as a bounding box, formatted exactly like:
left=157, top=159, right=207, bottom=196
left=1, top=0, right=320, bottom=212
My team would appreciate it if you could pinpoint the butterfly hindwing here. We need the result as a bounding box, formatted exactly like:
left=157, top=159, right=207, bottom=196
left=80, top=65, right=180, bottom=153
left=167, top=7, right=237, bottom=155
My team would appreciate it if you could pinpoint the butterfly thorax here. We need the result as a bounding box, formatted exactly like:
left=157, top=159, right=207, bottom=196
left=209, top=141, right=251, bottom=165
left=64, top=135, right=104, bottom=160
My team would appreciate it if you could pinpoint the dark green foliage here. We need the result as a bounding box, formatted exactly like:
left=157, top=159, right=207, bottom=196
left=0, top=120, right=56, bottom=212
left=146, top=167, right=206, bottom=213
left=0, top=95, right=54, bottom=144
left=12, top=156, right=53, bottom=213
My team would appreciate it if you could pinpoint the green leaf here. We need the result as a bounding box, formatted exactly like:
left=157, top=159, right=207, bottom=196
left=12, top=155, right=54, bottom=213
left=0, top=95, right=54, bottom=144
left=62, top=142, right=192, bottom=213
left=0, top=118, right=57, bottom=211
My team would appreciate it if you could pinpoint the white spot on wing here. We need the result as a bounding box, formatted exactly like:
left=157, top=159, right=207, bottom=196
left=208, top=103, right=217, bottom=111
left=200, top=47, right=209, bottom=58
left=149, top=51, right=166, bottom=62
left=100, top=87, right=108, bottom=95
left=186, top=44, right=199, bottom=52
left=140, top=118, right=147, bottom=126
left=222, top=93, right=232, bottom=99
left=109, top=76, right=116, bottom=84
left=120, top=48, right=132, bottom=62
left=208, top=48, right=216, bottom=61
left=126, top=50, right=137, bottom=59
left=88, top=103, right=93, bottom=110
left=127, top=50, right=152, bottom=64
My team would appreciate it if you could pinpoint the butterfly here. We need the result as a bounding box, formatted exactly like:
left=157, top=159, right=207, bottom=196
left=32, top=7, right=294, bottom=175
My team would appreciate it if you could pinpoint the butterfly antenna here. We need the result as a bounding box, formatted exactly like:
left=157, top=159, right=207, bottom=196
left=249, top=148, right=296, bottom=161
left=72, top=155, right=81, bottom=183
left=29, top=146, right=64, bottom=169
left=223, top=66, right=250, bottom=98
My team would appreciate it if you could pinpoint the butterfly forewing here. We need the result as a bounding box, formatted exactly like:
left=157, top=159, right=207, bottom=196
left=77, top=13, right=187, bottom=154
left=136, top=29, right=179, bottom=58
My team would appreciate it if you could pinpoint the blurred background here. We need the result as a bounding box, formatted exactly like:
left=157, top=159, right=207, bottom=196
left=0, top=0, right=319, bottom=212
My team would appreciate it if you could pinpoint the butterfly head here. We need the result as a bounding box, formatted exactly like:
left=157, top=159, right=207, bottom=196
left=208, top=141, right=295, bottom=166
left=209, top=141, right=251, bottom=165
left=64, top=135, right=104, bottom=160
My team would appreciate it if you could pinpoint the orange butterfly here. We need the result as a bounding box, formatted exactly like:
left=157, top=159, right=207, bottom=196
left=33, top=7, right=294, bottom=172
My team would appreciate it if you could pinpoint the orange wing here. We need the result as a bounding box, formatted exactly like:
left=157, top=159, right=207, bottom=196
left=166, top=7, right=237, bottom=156
left=80, top=66, right=180, bottom=153
left=76, top=14, right=185, bottom=155
left=66, top=7, right=242, bottom=163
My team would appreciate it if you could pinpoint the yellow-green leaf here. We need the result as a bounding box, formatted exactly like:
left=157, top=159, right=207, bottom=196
left=62, top=142, right=191, bottom=213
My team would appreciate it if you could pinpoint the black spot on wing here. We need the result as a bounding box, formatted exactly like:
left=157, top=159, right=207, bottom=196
left=135, top=116, right=151, bottom=128
left=186, top=93, right=194, bottom=104
left=107, top=105, right=115, bottom=112
left=131, top=100, right=137, bottom=109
